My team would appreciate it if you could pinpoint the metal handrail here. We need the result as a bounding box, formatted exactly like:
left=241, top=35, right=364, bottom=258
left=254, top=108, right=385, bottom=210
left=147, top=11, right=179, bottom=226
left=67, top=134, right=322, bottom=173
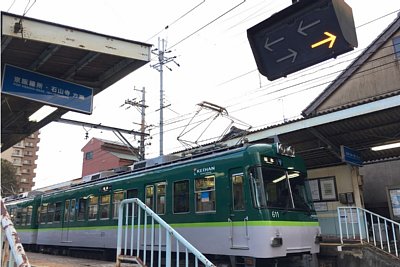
left=338, top=206, right=400, bottom=258
left=1, top=199, right=31, bottom=267
left=116, top=198, right=216, bottom=267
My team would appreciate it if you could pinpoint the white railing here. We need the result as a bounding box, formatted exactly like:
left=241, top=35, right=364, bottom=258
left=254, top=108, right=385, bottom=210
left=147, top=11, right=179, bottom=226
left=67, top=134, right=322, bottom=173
left=116, top=198, right=216, bottom=267
left=1, top=199, right=31, bottom=267
left=338, top=206, right=400, bottom=258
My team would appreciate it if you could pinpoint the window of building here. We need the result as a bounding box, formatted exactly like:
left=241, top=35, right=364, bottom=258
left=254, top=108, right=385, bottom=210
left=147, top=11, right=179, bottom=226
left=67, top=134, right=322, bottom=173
left=85, top=151, right=93, bottom=160
left=77, top=198, right=87, bottom=221
left=145, top=185, right=154, bottom=210
left=195, top=175, right=216, bottom=213
left=173, top=180, right=189, bottom=213
left=113, top=191, right=124, bottom=218
left=393, top=36, right=400, bottom=59
left=156, top=182, right=167, bottom=215
left=100, top=195, right=110, bottom=219
left=88, top=196, right=98, bottom=220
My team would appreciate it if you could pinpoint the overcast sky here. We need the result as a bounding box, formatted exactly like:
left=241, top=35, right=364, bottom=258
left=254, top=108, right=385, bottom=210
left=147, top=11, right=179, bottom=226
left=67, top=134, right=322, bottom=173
left=1, top=0, right=399, bottom=188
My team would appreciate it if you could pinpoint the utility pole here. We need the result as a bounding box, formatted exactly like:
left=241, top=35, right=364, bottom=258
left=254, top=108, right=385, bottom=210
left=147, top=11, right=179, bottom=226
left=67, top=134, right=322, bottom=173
left=151, top=37, right=179, bottom=156
left=123, top=87, right=148, bottom=160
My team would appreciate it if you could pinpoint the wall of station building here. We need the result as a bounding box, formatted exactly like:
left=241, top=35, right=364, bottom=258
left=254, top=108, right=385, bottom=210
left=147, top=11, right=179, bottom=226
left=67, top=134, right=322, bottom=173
left=307, top=160, right=400, bottom=236
left=307, top=164, right=364, bottom=237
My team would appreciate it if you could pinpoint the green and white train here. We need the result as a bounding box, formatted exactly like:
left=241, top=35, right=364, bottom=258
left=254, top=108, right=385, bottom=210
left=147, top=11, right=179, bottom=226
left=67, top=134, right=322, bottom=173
left=5, top=143, right=321, bottom=266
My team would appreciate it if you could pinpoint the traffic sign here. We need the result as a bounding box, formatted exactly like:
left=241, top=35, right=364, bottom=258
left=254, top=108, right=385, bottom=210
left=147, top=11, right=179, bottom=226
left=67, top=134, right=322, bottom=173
left=2, top=64, right=93, bottom=114
left=247, top=0, right=358, bottom=81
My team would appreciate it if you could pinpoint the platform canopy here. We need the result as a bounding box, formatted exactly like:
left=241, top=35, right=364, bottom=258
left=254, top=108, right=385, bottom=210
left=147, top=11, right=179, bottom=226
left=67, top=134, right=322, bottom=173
left=1, top=11, right=152, bottom=152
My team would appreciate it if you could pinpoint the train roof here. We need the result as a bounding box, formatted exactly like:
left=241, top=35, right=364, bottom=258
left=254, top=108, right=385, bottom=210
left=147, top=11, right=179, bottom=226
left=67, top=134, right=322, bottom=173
left=40, top=142, right=259, bottom=198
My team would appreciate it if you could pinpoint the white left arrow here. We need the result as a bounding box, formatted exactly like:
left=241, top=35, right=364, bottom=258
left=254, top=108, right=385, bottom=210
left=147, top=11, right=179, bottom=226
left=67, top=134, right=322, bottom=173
left=297, top=19, right=321, bottom=36
left=264, top=37, right=284, bottom=51
left=276, top=49, right=297, bottom=63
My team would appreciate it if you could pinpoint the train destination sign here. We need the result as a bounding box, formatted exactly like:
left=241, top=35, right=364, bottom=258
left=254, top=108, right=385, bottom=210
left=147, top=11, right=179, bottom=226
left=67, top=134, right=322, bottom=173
left=247, top=0, right=358, bottom=81
left=2, top=64, right=93, bottom=114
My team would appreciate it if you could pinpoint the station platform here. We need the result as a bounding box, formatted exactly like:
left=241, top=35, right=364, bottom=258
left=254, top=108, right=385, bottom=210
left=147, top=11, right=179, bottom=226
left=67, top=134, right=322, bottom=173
left=27, top=252, right=115, bottom=267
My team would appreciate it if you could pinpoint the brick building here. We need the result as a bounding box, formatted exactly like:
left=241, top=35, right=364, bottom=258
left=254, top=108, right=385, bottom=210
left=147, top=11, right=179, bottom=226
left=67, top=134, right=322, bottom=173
left=81, top=138, right=139, bottom=177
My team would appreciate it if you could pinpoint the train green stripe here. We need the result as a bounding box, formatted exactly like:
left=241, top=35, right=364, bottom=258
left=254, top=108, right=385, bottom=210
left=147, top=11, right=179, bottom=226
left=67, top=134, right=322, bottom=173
left=17, top=220, right=318, bottom=232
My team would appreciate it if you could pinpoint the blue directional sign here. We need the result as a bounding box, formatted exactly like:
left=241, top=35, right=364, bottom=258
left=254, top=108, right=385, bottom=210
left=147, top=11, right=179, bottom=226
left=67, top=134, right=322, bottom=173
left=1, top=64, right=93, bottom=114
left=247, top=0, right=358, bottom=81
left=341, top=145, right=363, bottom=166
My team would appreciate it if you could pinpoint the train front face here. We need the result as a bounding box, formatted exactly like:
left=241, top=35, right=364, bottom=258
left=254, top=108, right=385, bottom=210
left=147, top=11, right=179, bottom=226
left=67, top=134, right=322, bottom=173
left=242, top=143, right=321, bottom=259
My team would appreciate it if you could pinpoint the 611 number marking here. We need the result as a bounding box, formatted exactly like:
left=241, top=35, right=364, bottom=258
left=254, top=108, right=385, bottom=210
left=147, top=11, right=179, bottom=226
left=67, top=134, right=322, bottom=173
left=272, top=211, right=280, bottom=218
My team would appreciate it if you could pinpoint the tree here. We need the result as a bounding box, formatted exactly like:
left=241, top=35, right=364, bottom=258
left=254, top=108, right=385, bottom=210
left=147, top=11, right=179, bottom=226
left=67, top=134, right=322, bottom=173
left=1, top=159, right=18, bottom=197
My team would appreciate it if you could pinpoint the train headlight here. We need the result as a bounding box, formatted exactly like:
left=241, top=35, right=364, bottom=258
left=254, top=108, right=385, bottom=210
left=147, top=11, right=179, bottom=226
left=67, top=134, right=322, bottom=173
left=270, top=236, right=283, bottom=247
left=276, top=143, right=295, bottom=157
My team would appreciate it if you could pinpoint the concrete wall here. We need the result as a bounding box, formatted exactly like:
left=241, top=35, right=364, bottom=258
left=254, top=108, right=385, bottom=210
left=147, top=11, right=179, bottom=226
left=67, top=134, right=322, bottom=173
left=359, top=159, right=400, bottom=218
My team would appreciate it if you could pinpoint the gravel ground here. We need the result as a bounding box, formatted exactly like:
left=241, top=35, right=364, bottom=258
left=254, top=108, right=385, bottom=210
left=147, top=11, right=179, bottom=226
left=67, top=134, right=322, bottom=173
left=26, top=252, right=116, bottom=267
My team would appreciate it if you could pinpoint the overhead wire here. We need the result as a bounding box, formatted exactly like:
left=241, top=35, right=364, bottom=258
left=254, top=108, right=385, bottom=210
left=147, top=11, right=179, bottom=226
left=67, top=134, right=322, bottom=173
left=128, top=3, right=400, bottom=154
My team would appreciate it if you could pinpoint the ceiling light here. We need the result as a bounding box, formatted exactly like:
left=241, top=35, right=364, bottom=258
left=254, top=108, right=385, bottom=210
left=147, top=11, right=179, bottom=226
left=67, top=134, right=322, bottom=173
left=371, top=142, right=400, bottom=151
left=28, top=106, right=57, bottom=122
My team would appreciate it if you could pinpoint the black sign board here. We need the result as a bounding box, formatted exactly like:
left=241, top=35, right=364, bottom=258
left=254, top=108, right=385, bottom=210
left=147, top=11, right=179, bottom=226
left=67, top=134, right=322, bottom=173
left=247, top=0, right=358, bottom=81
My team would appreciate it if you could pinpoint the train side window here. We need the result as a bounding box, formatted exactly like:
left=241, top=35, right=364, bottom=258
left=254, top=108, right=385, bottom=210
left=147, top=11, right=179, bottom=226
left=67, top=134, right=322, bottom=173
left=26, top=206, right=33, bottom=225
left=100, top=194, right=110, bottom=219
left=232, top=173, right=245, bottom=211
left=88, top=196, right=99, bottom=220
left=54, top=202, right=62, bottom=222
left=195, top=175, right=216, bottom=213
left=77, top=198, right=87, bottom=221
left=113, top=191, right=125, bottom=219
left=15, top=208, right=22, bottom=226
left=156, top=182, right=167, bottom=215
left=145, top=185, right=154, bottom=210
left=70, top=199, right=76, bottom=221
left=47, top=203, right=55, bottom=224
left=173, top=180, right=189, bottom=213
left=21, top=207, right=27, bottom=226
left=127, top=189, right=138, bottom=199
left=127, top=189, right=138, bottom=217
left=64, top=200, right=70, bottom=222
left=39, top=204, right=48, bottom=224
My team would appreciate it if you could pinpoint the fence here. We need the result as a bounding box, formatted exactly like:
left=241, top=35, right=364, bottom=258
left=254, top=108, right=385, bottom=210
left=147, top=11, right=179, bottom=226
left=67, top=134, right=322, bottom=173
left=1, top=199, right=31, bottom=267
left=116, top=198, right=216, bottom=267
left=338, top=206, right=400, bottom=258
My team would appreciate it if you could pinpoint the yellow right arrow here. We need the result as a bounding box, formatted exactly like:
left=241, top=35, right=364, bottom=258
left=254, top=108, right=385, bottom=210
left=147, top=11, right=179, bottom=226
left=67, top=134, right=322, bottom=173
left=311, top=32, right=337, bottom=49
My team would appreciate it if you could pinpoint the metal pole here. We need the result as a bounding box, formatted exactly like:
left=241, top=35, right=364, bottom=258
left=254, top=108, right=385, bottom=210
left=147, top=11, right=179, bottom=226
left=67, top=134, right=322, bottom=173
left=140, top=87, right=146, bottom=159
left=159, top=38, right=164, bottom=156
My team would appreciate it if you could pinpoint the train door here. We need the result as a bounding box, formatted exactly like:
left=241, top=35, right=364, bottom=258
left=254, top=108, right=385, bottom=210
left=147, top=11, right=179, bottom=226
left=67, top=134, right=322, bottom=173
left=229, top=170, right=249, bottom=249
left=61, top=198, right=75, bottom=243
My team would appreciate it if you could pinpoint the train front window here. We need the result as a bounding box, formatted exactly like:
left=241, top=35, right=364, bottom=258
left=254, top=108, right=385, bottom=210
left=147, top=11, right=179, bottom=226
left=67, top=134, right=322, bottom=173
left=250, top=167, right=312, bottom=211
